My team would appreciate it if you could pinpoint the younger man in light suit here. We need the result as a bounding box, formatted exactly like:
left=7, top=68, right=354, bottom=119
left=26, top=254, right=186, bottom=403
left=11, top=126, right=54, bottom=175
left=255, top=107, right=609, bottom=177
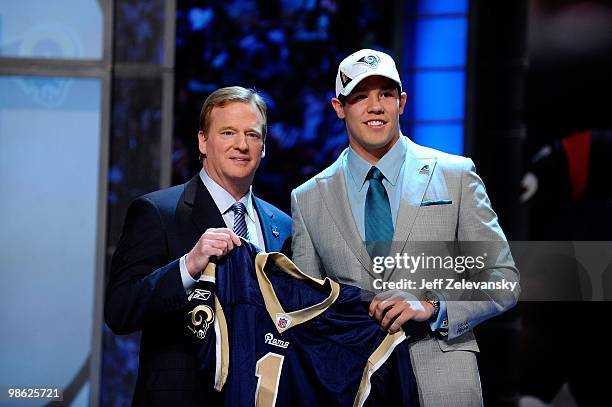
left=291, top=49, right=519, bottom=406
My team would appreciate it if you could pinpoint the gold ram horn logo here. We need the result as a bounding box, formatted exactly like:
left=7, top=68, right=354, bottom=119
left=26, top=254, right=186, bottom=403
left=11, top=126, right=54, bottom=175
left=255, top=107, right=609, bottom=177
left=188, top=305, right=215, bottom=340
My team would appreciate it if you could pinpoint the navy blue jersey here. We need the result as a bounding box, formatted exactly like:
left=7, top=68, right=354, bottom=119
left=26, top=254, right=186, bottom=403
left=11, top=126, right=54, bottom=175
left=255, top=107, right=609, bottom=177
left=185, top=242, right=419, bottom=407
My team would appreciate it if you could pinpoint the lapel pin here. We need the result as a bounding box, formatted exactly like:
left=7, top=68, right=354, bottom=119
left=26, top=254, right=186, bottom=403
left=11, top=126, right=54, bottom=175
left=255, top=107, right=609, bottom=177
left=271, top=226, right=280, bottom=238
left=419, top=165, right=429, bottom=175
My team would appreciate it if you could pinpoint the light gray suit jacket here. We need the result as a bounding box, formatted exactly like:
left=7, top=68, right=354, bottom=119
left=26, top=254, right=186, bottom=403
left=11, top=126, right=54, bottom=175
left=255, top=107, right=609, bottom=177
left=291, top=137, right=519, bottom=406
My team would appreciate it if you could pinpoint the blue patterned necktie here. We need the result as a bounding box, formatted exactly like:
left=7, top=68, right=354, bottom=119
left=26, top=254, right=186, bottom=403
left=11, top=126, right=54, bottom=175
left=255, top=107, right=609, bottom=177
left=365, top=167, right=393, bottom=258
left=231, top=202, right=249, bottom=239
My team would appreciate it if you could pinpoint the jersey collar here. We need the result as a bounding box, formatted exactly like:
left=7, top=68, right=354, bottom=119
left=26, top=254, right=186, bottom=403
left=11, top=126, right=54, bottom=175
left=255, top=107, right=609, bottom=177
left=254, top=252, right=341, bottom=333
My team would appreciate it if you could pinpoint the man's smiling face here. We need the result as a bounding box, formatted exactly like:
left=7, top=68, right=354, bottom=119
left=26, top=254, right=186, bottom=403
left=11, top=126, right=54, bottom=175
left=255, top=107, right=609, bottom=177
left=332, top=76, right=407, bottom=163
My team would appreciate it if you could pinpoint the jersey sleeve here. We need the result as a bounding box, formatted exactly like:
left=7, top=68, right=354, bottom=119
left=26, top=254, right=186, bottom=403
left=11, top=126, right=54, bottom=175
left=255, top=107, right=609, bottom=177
left=185, top=267, right=229, bottom=392
left=364, top=333, right=420, bottom=407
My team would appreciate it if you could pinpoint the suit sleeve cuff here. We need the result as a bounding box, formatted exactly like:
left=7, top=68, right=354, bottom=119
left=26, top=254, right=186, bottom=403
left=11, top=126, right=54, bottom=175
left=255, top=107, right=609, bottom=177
left=180, top=254, right=198, bottom=291
left=429, top=300, right=448, bottom=333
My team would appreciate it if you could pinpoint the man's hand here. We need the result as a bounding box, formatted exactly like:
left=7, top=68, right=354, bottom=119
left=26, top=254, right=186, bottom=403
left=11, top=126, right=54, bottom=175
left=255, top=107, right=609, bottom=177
left=369, top=290, right=435, bottom=334
left=185, top=228, right=241, bottom=277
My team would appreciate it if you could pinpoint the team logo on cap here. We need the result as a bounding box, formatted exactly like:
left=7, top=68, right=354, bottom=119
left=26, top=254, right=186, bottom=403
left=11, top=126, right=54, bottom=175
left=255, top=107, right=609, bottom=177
left=357, top=54, right=380, bottom=68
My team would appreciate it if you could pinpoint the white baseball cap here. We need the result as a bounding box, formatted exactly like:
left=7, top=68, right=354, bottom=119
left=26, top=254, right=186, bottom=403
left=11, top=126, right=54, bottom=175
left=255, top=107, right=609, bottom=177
left=335, top=49, right=402, bottom=98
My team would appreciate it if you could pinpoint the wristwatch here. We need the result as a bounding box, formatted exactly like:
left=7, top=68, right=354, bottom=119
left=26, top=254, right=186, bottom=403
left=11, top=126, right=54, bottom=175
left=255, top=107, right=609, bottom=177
left=421, top=291, right=440, bottom=321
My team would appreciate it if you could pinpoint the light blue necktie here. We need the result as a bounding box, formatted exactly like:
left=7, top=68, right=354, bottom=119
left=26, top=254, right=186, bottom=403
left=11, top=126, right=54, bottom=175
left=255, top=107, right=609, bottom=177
left=365, top=167, right=393, bottom=258
left=231, top=202, right=249, bottom=239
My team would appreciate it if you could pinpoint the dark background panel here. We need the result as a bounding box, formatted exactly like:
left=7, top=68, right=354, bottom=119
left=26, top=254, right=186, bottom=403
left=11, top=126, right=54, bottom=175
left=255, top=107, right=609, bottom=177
left=173, top=0, right=400, bottom=214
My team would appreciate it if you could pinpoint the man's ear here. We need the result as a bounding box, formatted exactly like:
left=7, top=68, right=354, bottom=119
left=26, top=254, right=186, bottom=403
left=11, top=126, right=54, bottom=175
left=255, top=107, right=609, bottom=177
left=331, top=98, right=345, bottom=119
left=261, top=143, right=266, bottom=158
left=399, top=92, right=408, bottom=115
left=198, top=130, right=207, bottom=156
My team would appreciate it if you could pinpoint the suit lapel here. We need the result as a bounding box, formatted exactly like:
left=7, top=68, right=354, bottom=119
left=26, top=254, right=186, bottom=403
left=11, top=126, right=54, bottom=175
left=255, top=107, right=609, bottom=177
left=392, top=157, right=436, bottom=242
left=386, top=142, right=436, bottom=280
left=316, top=157, right=375, bottom=279
left=253, top=197, right=282, bottom=252
left=182, top=175, right=284, bottom=252
left=184, top=174, right=226, bottom=235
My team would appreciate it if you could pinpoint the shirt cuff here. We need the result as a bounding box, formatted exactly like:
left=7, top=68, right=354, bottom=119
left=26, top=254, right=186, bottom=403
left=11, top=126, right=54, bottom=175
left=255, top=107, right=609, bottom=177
left=429, top=300, right=448, bottom=333
left=180, top=254, right=199, bottom=291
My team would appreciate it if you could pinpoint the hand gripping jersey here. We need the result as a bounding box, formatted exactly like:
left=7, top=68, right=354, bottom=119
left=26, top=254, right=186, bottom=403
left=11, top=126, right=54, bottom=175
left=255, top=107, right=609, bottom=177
left=185, top=242, right=419, bottom=407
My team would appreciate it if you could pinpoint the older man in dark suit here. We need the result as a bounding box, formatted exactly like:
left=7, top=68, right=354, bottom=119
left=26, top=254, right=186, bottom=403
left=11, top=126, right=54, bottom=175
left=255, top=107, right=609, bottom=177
left=105, top=86, right=291, bottom=406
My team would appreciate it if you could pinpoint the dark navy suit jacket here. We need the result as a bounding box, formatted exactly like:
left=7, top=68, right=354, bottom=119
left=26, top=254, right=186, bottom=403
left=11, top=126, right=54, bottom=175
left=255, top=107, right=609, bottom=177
left=104, top=174, right=291, bottom=406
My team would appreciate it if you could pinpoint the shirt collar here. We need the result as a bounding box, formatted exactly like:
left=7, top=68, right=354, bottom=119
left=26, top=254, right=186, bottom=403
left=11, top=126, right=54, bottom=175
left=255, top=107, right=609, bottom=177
left=346, top=135, right=407, bottom=191
left=199, top=168, right=256, bottom=222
